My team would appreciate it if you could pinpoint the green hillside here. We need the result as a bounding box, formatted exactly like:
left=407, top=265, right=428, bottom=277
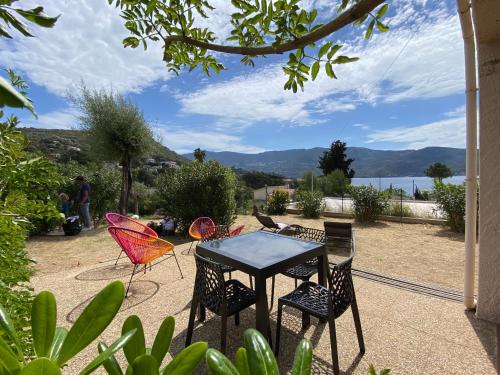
left=20, top=127, right=187, bottom=165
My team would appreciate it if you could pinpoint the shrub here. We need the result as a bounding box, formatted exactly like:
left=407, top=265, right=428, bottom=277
left=266, top=190, right=289, bottom=215
left=434, top=182, right=466, bottom=232
left=383, top=201, right=414, bottom=217
left=317, top=169, right=350, bottom=196
left=297, top=191, right=325, bottom=218
left=348, top=185, right=388, bottom=222
left=129, top=181, right=160, bottom=215
left=158, top=160, right=237, bottom=231
left=60, top=162, right=122, bottom=225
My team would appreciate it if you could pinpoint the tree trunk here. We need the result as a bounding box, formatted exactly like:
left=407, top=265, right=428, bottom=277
left=119, top=159, right=131, bottom=215
left=473, top=0, right=500, bottom=324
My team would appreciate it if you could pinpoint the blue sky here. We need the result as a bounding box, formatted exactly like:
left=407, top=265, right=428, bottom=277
left=1, top=0, right=466, bottom=154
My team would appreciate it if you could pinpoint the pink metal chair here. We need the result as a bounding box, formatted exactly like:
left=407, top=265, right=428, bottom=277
left=105, top=212, right=157, bottom=264
left=108, top=226, right=183, bottom=297
left=229, top=224, right=245, bottom=237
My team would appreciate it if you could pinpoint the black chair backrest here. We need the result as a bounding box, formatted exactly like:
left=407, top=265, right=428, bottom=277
left=201, top=225, right=230, bottom=242
left=288, top=225, right=326, bottom=243
left=324, top=221, right=352, bottom=252
left=324, top=221, right=352, bottom=238
left=256, top=214, right=279, bottom=230
left=194, top=253, right=225, bottom=313
left=328, top=236, right=356, bottom=318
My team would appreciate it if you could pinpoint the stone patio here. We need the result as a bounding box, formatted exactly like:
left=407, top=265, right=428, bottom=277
left=30, top=234, right=497, bottom=374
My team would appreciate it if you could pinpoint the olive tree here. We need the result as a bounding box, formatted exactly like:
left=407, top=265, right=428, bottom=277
left=73, top=88, right=154, bottom=214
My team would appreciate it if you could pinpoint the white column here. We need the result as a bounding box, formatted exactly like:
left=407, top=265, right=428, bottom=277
left=456, top=0, right=478, bottom=310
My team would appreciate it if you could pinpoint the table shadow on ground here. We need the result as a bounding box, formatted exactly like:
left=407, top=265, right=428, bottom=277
left=66, top=280, right=159, bottom=323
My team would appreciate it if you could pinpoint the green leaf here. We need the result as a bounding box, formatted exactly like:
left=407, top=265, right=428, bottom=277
left=243, top=329, right=279, bottom=375
left=79, top=330, right=136, bottom=375
left=376, top=20, right=389, bottom=32
left=0, top=336, right=20, bottom=374
left=365, top=19, right=375, bottom=39
left=98, top=342, right=123, bottom=375
left=14, top=7, right=59, bottom=28
left=205, top=349, right=239, bottom=375
left=151, top=316, right=174, bottom=366
left=318, top=42, right=332, bottom=58
left=132, top=355, right=159, bottom=375
left=122, top=315, right=146, bottom=365
left=327, top=44, right=342, bottom=59
left=19, top=358, right=60, bottom=375
left=332, top=55, right=359, bottom=64
left=376, top=4, right=389, bottom=18
left=48, top=327, right=68, bottom=361
left=311, top=61, right=320, bottom=81
left=291, top=339, right=312, bottom=375
left=325, top=62, right=336, bottom=79
left=337, top=0, right=350, bottom=13
left=162, top=342, right=207, bottom=375
left=0, top=303, right=23, bottom=360
left=0, top=76, right=35, bottom=115
left=32, top=291, right=57, bottom=358
left=145, top=0, right=157, bottom=15
left=234, top=347, right=250, bottom=375
left=57, top=281, right=125, bottom=365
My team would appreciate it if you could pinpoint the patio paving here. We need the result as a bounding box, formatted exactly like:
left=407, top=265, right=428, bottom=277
left=29, top=233, right=496, bottom=374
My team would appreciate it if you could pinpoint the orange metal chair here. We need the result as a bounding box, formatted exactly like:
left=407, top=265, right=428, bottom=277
left=187, top=217, right=215, bottom=253
left=105, top=212, right=157, bottom=264
left=108, top=226, right=183, bottom=296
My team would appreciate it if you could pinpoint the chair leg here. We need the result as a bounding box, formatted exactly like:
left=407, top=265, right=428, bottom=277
left=351, top=298, right=365, bottom=354
left=234, top=311, right=240, bottom=326
left=328, top=317, right=340, bottom=375
left=229, top=271, right=232, bottom=279
left=294, top=278, right=298, bottom=288
left=302, top=312, right=311, bottom=329
left=275, top=303, right=283, bottom=356
left=185, top=293, right=198, bottom=347
left=172, top=249, right=184, bottom=279
left=125, top=264, right=138, bottom=298
left=249, top=275, right=253, bottom=289
left=269, top=276, right=275, bottom=312
left=115, top=250, right=123, bottom=265
left=221, top=314, right=228, bottom=354
left=198, top=304, right=206, bottom=322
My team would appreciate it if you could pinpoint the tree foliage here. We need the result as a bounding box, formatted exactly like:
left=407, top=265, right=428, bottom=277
left=348, top=185, right=388, bottom=222
left=424, top=162, right=453, bottom=182
left=157, top=160, right=237, bottom=231
left=109, top=0, right=389, bottom=92
left=239, top=170, right=284, bottom=189
left=297, top=190, right=324, bottom=218
left=318, top=140, right=355, bottom=178
left=434, top=182, right=466, bottom=233
left=193, top=147, right=206, bottom=163
left=266, top=189, right=289, bottom=215
left=73, top=87, right=154, bottom=214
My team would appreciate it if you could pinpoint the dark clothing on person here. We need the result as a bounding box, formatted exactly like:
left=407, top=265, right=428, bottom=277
left=79, top=183, right=90, bottom=203
left=61, top=201, right=70, bottom=218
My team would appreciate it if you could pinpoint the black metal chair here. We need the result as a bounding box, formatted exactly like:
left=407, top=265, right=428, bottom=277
left=279, top=225, right=326, bottom=288
left=324, top=221, right=352, bottom=255
left=186, top=254, right=257, bottom=353
left=275, top=235, right=364, bottom=375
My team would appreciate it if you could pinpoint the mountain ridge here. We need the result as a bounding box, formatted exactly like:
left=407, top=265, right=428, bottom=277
left=183, top=146, right=466, bottom=178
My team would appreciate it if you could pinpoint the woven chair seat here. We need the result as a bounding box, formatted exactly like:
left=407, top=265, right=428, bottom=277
left=201, top=279, right=256, bottom=316
left=279, top=281, right=330, bottom=319
left=282, top=263, right=318, bottom=281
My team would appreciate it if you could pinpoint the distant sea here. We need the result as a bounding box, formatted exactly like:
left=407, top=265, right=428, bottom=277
left=351, top=176, right=466, bottom=194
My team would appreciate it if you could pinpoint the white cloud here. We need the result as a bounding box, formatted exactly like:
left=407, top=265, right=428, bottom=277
left=353, top=123, right=370, bottom=130
left=0, top=0, right=171, bottom=95
left=366, top=117, right=466, bottom=149
left=19, top=107, right=79, bottom=130
left=178, top=2, right=464, bottom=127
left=153, top=126, right=265, bottom=154
left=444, top=105, right=466, bottom=117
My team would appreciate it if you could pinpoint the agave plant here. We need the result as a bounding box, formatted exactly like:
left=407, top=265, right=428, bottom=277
left=205, top=328, right=313, bottom=375
left=98, top=314, right=207, bottom=375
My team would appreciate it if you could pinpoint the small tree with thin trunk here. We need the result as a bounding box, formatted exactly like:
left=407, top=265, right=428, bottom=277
left=74, top=87, right=153, bottom=215
left=425, top=162, right=453, bottom=183
left=193, top=147, right=206, bottom=163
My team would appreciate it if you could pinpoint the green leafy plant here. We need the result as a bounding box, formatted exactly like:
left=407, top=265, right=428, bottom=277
left=266, top=190, right=289, bottom=215
left=0, top=281, right=134, bottom=374
left=348, top=185, right=388, bottom=222
left=368, top=364, right=391, bottom=375
left=157, top=160, right=237, bottom=232
left=297, top=190, right=325, bottom=218
left=383, top=202, right=414, bottom=218
left=99, top=315, right=207, bottom=374
left=205, top=328, right=312, bottom=375
left=316, top=170, right=350, bottom=197
left=434, top=182, right=466, bottom=232
left=425, top=162, right=453, bottom=183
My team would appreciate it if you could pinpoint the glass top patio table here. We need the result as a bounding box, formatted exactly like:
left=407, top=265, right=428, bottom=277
left=196, top=230, right=327, bottom=342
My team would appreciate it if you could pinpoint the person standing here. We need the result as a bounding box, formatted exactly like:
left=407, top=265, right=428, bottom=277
left=76, top=176, right=91, bottom=230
